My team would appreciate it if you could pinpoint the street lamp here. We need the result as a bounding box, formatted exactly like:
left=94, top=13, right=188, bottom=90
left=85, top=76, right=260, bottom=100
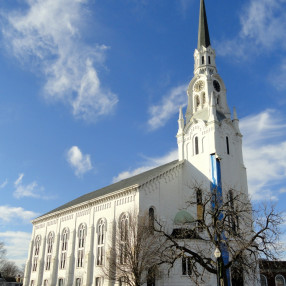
left=214, top=247, right=221, bottom=286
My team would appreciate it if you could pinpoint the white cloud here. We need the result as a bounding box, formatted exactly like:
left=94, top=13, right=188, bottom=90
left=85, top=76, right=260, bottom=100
left=0, top=231, right=32, bottom=266
left=112, top=149, right=177, bottom=182
left=118, top=109, right=286, bottom=202
left=67, top=146, right=93, bottom=177
left=13, top=173, right=44, bottom=199
left=1, top=0, right=118, bottom=122
left=148, top=84, right=188, bottom=130
left=0, top=179, right=8, bottom=189
left=240, top=109, right=286, bottom=201
left=217, top=0, right=286, bottom=59
left=0, top=205, right=38, bottom=223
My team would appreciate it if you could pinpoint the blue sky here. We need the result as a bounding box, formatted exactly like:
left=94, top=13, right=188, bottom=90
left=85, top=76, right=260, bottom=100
left=0, top=0, right=286, bottom=266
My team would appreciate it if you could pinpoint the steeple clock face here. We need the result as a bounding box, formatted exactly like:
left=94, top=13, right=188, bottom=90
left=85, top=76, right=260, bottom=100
left=213, top=80, right=221, bottom=92
left=194, top=80, right=205, bottom=92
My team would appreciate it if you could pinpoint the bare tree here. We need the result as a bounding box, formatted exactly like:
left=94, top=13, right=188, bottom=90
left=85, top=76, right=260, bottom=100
left=0, top=261, right=21, bottom=279
left=154, top=187, right=284, bottom=285
left=103, top=211, right=165, bottom=286
left=0, top=242, right=6, bottom=270
left=0, top=242, right=22, bottom=280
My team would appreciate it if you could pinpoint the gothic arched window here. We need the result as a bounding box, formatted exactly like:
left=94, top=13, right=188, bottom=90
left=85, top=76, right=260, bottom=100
left=32, top=235, right=41, bottom=272
left=275, top=275, right=285, bottom=286
left=45, top=232, right=54, bottom=270
left=58, top=279, right=64, bottom=286
left=120, top=213, right=129, bottom=264
left=77, top=224, right=86, bottom=267
left=97, top=219, right=106, bottom=265
left=60, top=228, right=69, bottom=269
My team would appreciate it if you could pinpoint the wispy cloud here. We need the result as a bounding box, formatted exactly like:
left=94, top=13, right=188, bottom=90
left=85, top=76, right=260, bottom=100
left=13, top=173, right=44, bottom=199
left=217, top=0, right=286, bottom=60
left=0, top=179, right=8, bottom=189
left=1, top=0, right=118, bottom=122
left=112, top=149, right=177, bottom=182
left=66, top=146, right=93, bottom=177
left=148, top=84, right=187, bottom=130
left=0, top=231, right=32, bottom=266
left=240, top=109, right=286, bottom=201
left=0, top=205, right=38, bottom=223
left=177, top=0, right=195, bottom=16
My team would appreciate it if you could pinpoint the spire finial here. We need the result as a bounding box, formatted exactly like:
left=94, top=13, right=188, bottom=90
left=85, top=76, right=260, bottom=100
left=198, top=0, right=211, bottom=49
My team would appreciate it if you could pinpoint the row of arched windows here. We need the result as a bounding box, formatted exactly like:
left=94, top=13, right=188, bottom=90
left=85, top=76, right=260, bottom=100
left=32, top=209, right=156, bottom=272
left=261, top=274, right=286, bottom=286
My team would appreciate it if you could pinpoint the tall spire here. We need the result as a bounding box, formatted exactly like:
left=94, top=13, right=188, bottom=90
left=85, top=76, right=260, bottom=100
left=198, top=0, right=211, bottom=49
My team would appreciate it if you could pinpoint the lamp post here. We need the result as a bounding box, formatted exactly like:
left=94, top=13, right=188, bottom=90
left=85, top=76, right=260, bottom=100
left=214, top=247, right=221, bottom=286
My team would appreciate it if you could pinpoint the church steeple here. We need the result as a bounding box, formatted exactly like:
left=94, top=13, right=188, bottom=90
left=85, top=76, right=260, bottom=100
left=198, top=0, right=211, bottom=49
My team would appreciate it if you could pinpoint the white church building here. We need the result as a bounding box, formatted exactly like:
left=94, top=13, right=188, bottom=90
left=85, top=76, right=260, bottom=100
left=23, top=1, right=256, bottom=285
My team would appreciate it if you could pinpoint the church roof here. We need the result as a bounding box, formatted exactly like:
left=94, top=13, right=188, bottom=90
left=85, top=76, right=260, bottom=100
left=198, top=0, right=211, bottom=49
left=36, top=160, right=182, bottom=220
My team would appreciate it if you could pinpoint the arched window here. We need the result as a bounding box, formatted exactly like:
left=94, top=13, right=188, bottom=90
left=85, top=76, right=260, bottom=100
left=195, top=136, right=199, bottom=155
left=60, top=228, right=69, bottom=269
left=46, top=232, right=54, bottom=270
left=196, top=189, right=203, bottom=231
left=202, top=137, right=205, bottom=153
left=260, top=275, right=268, bottom=286
left=75, top=278, right=82, bottom=286
left=202, top=93, right=206, bottom=105
left=120, top=213, right=129, bottom=264
left=77, top=224, right=86, bottom=268
left=95, top=277, right=104, bottom=286
left=196, top=96, right=200, bottom=109
left=43, top=280, right=48, bottom=286
left=32, top=235, right=41, bottom=272
left=228, top=190, right=238, bottom=233
left=226, top=136, right=230, bottom=155
left=147, top=266, right=156, bottom=286
left=149, top=207, right=155, bottom=234
left=208, top=56, right=211, bottom=65
left=97, top=219, right=106, bottom=265
left=275, top=275, right=285, bottom=286
left=119, top=277, right=127, bottom=286
left=202, top=56, right=205, bottom=65
left=58, top=279, right=64, bottom=286
left=182, top=256, right=192, bottom=276
left=30, top=281, right=34, bottom=286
